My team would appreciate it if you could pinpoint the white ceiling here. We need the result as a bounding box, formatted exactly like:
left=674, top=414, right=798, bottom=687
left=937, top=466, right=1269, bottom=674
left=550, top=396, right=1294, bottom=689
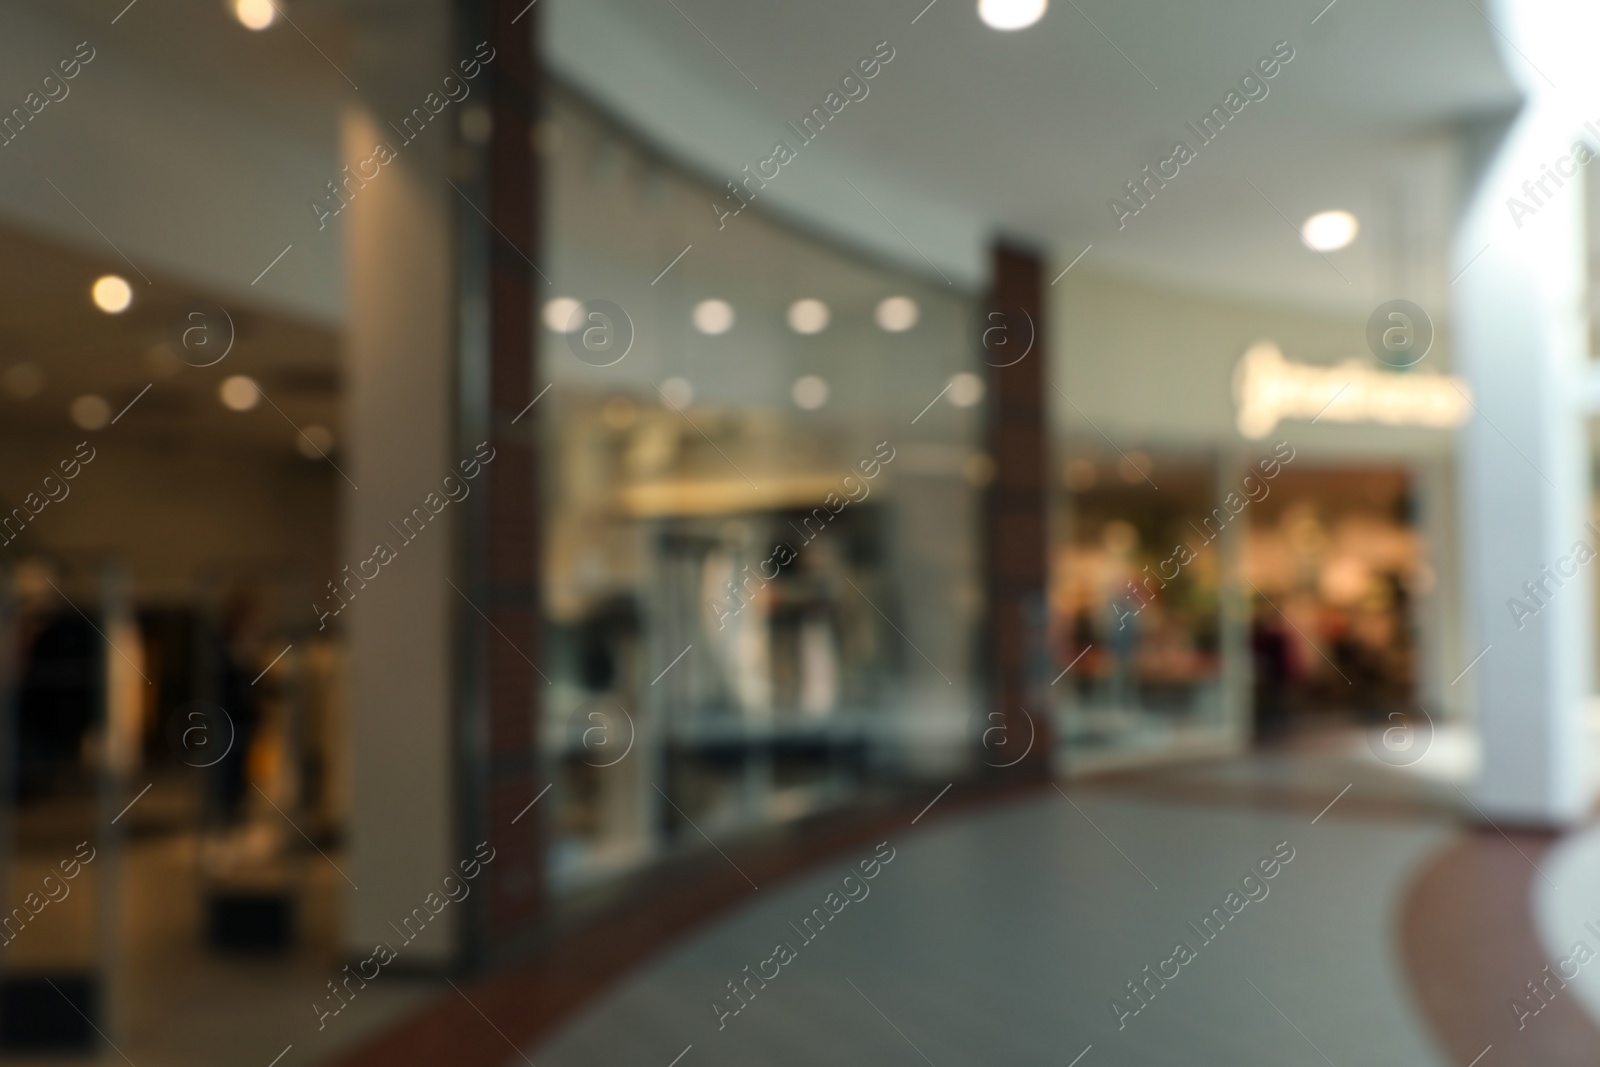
left=548, top=0, right=1522, bottom=315
left=2, top=0, right=1523, bottom=334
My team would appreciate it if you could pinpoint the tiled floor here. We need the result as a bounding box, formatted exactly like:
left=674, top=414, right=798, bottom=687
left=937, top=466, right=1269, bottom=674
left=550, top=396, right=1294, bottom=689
left=531, top=781, right=1461, bottom=1066
left=12, top=732, right=1596, bottom=1067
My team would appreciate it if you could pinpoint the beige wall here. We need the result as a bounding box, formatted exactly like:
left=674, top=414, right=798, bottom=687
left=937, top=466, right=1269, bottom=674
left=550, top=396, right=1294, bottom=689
left=339, top=3, right=458, bottom=964
left=1051, top=268, right=1455, bottom=461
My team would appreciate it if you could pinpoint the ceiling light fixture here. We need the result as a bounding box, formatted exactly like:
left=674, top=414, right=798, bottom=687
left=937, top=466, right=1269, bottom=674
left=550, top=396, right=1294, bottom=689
left=297, top=424, right=335, bottom=458
left=947, top=372, right=984, bottom=407
left=220, top=375, right=261, bottom=411
left=787, top=299, right=830, bottom=335
left=874, top=296, right=919, bottom=332
left=978, top=0, right=1047, bottom=31
left=693, top=299, right=734, bottom=335
left=659, top=377, right=694, bottom=408
left=71, top=395, right=111, bottom=431
left=233, top=0, right=276, bottom=31
left=542, top=297, right=582, bottom=333
left=1300, top=210, right=1359, bottom=252
left=91, top=275, right=132, bottom=314
left=791, top=375, right=829, bottom=410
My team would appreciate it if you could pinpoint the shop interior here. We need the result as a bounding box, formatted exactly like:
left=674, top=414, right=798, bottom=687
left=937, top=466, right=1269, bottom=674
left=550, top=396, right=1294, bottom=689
left=0, top=77, right=992, bottom=1029
left=1051, top=449, right=1436, bottom=766
left=538, top=88, right=987, bottom=888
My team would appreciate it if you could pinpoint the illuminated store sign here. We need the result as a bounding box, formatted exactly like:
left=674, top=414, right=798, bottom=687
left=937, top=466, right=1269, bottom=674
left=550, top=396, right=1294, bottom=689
left=1233, top=341, right=1471, bottom=439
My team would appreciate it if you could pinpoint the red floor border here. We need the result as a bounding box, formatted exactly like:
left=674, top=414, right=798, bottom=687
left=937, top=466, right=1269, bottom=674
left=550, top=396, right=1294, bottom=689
left=1399, top=826, right=1600, bottom=1066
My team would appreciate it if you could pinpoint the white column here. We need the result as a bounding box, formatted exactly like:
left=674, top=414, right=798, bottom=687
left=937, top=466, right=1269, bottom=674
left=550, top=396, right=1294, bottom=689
left=1454, top=0, right=1596, bottom=823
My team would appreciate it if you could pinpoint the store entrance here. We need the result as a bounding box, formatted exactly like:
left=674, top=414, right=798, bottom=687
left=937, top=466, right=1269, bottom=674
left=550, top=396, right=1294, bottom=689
left=1245, top=467, right=1424, bottom=743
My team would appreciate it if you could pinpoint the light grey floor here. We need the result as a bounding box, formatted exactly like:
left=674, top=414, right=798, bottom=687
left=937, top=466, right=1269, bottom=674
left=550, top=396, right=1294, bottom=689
left=531, top=791, right=1458, bottom=1067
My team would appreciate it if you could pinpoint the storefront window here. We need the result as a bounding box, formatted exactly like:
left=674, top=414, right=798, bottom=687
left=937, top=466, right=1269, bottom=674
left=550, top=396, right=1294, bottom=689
left=1051, top=452, right=1228, bottom=765
left=1053, top=448, right=1433, bottom=764
left=541, top=89, right=981, bottom=889
left=1244, top=468, right=1423, bottom=739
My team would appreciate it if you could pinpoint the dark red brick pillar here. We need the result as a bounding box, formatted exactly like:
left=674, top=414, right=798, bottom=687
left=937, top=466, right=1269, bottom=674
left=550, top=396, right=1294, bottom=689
left=982, top=243, right=1052, bottom=776
left=455, top=0, right=544, bottom=962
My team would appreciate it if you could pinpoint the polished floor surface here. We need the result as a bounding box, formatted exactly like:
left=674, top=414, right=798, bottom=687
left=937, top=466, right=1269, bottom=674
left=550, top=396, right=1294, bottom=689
left=533, top=757, right=1462, bottom=1066
left=10, top=730, right=1591, bottom=1067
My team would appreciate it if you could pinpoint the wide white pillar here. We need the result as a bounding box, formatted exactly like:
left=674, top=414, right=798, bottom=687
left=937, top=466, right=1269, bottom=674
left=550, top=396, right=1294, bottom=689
left=1455, top=0, right=1597, bottom=825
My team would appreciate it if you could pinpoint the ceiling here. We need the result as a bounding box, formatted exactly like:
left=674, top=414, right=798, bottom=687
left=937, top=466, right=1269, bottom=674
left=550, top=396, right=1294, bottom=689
left=9, top=0, right=1523, bottom=326
left=0, top=222, right=341, bottom=459
left=42, top=0, right=349, bottom=142
left=548, top=0, right=1522, bottom=315
left=0, top=0, right=1525, bottom=457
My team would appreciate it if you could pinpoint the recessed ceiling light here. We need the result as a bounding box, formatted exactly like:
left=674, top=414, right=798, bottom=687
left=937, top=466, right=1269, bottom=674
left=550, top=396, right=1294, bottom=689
left=791, top=375, right=829, bottom=410
left=71, top=395, right=110, bottom=430
left=978, top=0, right=1047, bottom=31
left=787, top=299, right=830, bottom=335
left=693, top=299, right=734, bottom=335
left=875, top=296, right=919, bottom=332
left=542, top=297, right=581, bottom=333
left=220, top=375, right=261, bottom=411
left=91, top=275, right=132, bottom=314
left=1300, top=210, right=1359, bottom=252
left=297, top=424, right=334, bottom=458
left=233, top=0, right=276, bottom=31
left=659, top=377, right=694, bottom=408
left=947, top=372, right=984, bottom=407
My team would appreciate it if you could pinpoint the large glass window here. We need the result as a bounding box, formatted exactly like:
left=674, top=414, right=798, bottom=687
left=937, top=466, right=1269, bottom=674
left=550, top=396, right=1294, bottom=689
left=1050, top=450, right=1229, bottom=767
left=541, top=88, right=983, bottom=889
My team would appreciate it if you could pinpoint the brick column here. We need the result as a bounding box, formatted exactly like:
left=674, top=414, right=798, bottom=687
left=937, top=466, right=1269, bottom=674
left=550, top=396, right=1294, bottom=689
left=454, top=0, right=544, bottom=960
left=982, top=243, right=1052, bottom=776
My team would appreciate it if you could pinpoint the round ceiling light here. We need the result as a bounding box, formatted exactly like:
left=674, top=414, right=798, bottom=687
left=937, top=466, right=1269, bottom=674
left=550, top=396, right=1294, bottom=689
left=978, top=0, right=1047, bottom=31
left=791, top=375, right=829, bottom=410
left=71, top=395, right=111, bottom=431
left=91, top=274, right=132, bottom=314
left=542, top=297, right=582, bottom=333
left=220, top=375, right=261, bottom=411
left=659, top=377, right=694, bottom=408
left=947, top=371, right=984, bottom=407
left=787, top=299, right=830, bottom=335
left=693, top=299, right=734, bottom=335
left=297, top=424, right=334, bottom=458
left=233, top=0, right=276, bottom=31
left=1300, top=210, right=1359, bottom=252
left=874, top=295, right=919, bottom=332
